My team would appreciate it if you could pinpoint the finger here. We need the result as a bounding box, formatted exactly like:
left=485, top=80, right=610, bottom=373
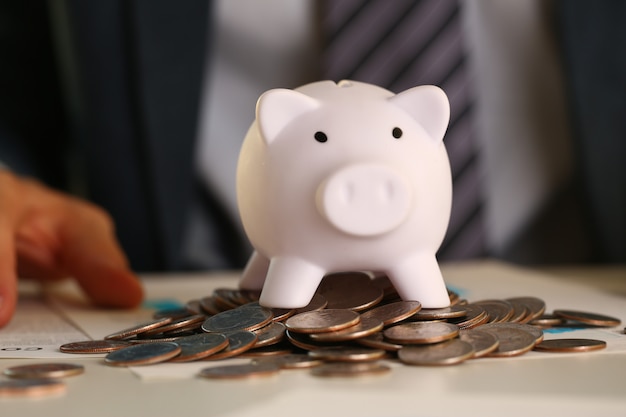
left=0, top=222, right=18, bottom=327
left=57, top=201, right=144, bottom=308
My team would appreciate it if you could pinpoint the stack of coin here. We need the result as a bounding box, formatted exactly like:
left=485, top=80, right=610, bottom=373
left=57, top=271, right=621, bottom=378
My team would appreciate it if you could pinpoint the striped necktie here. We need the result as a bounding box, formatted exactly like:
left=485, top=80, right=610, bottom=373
left=321, top=0, right=486, bottom=260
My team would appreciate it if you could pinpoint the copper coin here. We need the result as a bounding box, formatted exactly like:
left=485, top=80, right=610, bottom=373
left=310, top=317, right=384, bottom=342
left=360, top=300, right=422, bottom=326
left=252, top=353, right=324, bottom=369
left=153, top=307, right=193, bottom=320
left=253, top=322, right=286, bottom=348
left=199, top=296, right=223, bottom=315
left=59, top=339, right=131, bottom=354
left=471, top=299, right=514, bottom=323
left=529, top=314, right=567, bottom=327
left=480, top=322, right=544, bottom=344
left=447, top=304, right=488, bottom=329
left=383, top=322, right=459, bottom=344
left=284, top=330, right=343, bottom=351
left=240, top=344, right=294, bottom=358
left=506, top=296, right=546, bottom=323
left=168, top=333, right=229, bottom=362
left=4, top=363, right=85, bottom=379
left=534, top=338, right=607, bottom=353
left=459, top=329, right=500, bottom=358
left=483, top=327, right=537, bottom=357
left=310, top=362, right=391, bottom=377
left=410, top=305, right=467, bottom=321
left=203, top=330, right=258, bottom=360
left=505, top=299, right=530, bottom=323
left=552, top=309, right=621, bottom=327
left=104, top=342, right=182, bottom=366
left=198, top=363, right=280, bottom=379
left=398, top=339, right=475, bottom=366
left=0, top=379, right=66, bottom=398
left=308, top=346, right=386, bottom=362
left=201, top=305, right=273, bottom=333
left=242, top=302, right=294, bottom=322
left=284, top=309, right=361, bottom=334
left=317, top=272, right=380, bottom=311
left=142, top=314, right=206, bottom=336
left=293, top=293, right=328, bottom=314
left=104, top=317, right=173, bottom=340
left=355, top=332, right=403, bottom=351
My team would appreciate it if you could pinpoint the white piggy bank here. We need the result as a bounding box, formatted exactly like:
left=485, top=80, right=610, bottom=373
left=236, top=80, right=452, bottom=309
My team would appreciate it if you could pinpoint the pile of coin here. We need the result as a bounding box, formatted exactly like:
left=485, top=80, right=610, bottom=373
left=58, top=272, right=621, bottom=379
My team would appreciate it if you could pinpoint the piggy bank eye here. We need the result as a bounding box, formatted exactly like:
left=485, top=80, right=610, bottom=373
left=314, top=131, right=328, bottom=143
left=392, top=127, right=403, bottom=139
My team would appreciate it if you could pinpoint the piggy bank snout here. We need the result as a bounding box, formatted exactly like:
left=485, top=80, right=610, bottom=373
left=316, top=163, right=412, bottom=236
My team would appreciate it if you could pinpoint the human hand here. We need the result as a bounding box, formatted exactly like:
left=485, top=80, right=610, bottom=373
left=0, top=170, right=144, bottom=327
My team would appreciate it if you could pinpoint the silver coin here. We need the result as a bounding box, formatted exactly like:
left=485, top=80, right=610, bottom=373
left=308, top=346, right=386, bottom=362
left=198, top=363, right=280, bottom=379
left=309, top=317, right=384, bottom=342
left=360, top=300, right=422, bottom=326
left=203, top=330, right=258, bottom=360
left=4, top=363, right=85, bottom=379
left=383, top=322, right=459, bottom=344
left=398, top=339, right=475, bottom=366
left=168, top=333, right=229, bottom=362
left=310, top=362, right=391, bottom=377
left=59, top=339, right=131, bottom=354
left=104, top=342, right=182, bottom=366
left=483, top=327, right=537, bottom=357
left=459, top=329, right=500, bottom=358
left=534, top=338, right=607, bottom=353
left=284, top=309, right=361, bottom=334
left=202, top=305, right=273, bottom=333
left=0, top=379, right=66, bottom=398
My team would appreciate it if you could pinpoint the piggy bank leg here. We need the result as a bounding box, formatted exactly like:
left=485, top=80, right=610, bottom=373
left=239, top=251, right=270, bottom=290
left=386, top=252, right=450, bottom=308
left=259, top=257, right=325, bottom=309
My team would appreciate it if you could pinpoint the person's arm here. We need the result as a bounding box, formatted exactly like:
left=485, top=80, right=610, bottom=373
left=0, top=170, right=143, bottom=327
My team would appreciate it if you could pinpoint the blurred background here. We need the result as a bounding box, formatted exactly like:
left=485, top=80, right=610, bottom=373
left=1, top=0, right=624, bottom=272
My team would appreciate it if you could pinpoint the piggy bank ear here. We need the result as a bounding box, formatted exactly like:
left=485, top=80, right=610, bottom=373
left=257, top=88, right=319, bottom=144
left=388, top=85, right=450, bottom=142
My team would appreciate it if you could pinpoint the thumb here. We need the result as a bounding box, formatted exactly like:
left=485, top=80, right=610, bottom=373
left=57, top=203, right=144, bottom=309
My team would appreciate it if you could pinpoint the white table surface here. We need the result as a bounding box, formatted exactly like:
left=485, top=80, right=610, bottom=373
left=1, top=260, right=625, bottom=417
